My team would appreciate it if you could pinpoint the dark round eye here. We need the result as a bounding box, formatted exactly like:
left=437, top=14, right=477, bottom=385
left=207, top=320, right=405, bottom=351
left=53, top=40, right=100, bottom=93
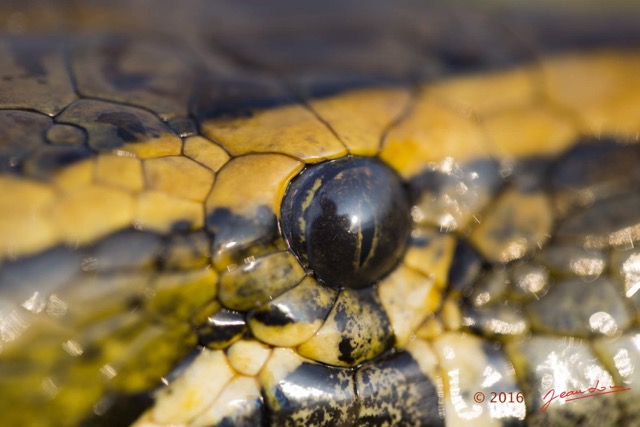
left=280, top=156, right=411, bottom=290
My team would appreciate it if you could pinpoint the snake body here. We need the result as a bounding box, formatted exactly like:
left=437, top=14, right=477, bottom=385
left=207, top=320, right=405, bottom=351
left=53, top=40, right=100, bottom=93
left=2, top=1, right=640, bottom=426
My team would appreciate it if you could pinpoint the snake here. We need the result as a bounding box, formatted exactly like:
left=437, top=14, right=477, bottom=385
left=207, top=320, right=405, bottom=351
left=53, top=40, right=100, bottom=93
left=2, top=1, right=640, bottom=426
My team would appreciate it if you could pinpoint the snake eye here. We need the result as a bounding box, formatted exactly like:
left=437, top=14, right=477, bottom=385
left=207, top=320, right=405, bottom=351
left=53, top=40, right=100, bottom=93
left=280, top=156, right=411, bottom=289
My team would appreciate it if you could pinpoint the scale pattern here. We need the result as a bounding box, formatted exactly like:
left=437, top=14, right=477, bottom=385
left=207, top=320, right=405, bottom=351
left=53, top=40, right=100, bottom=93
left=1, top=1, right=640, bottom=426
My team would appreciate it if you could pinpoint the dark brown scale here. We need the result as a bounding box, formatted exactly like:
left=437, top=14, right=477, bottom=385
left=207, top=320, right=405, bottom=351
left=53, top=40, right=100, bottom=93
left=0, top=110, right=51, bottom=172
left=197, top=309, right=247, bottom=350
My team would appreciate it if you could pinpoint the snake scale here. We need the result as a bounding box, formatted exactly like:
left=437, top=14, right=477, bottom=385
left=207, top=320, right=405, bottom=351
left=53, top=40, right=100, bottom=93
left=2, top=1, right=640, bottom=426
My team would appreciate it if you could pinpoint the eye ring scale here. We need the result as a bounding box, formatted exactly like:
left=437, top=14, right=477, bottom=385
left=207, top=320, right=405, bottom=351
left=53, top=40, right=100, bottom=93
left=280, top=156, right=411, bottom=290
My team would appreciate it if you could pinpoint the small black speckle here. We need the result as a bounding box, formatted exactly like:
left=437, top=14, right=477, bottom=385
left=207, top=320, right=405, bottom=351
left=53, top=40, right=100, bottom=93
left=338, top=337, right=356, bottom=365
